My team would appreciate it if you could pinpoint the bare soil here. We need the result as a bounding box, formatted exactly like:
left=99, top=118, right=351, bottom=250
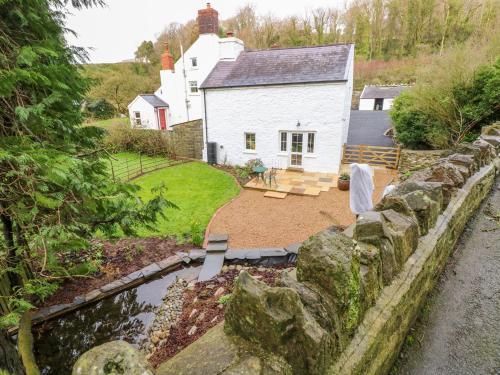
left=149, top=264, right=292, bottom=367
left=209, top=168, right=396, bottom=248
left=42, top=237, right=196, bottom=307
left=213, top=164, right=251, bottom=186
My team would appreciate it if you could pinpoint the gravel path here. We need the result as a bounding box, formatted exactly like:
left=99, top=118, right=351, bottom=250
left=209, top=168, right=395, bottom=248
left=395, top=178, right=500, bottom=375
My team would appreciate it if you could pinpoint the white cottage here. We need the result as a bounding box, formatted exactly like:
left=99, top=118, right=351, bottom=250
left=127, top=94, right=169, bottom=130
left=128, top=3, right=244, bottom=129
left=359, top=85, right=410, bottom=111
left=200, top=43, right=355, bottom=173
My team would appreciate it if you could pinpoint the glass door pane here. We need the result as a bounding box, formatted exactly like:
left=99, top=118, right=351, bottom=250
left=290, top=133, right=303, bottom=166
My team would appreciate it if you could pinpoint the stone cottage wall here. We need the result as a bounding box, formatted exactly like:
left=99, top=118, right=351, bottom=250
left=223, top=126, right=499, bottom=374
left=171, top=119, right=203, bottom=160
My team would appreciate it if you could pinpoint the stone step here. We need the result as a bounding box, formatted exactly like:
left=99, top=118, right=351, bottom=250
left=208, top=233, right=228, bottom=243
left=206, top=242, right=228, bottom=252
left=198, top=252, right=225, bottom=282
left=264, top=191, right=287, bottom=199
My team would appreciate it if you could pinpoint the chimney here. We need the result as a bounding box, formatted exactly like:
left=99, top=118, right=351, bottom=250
left=197, top=3, right=219, bottom=34
left=226, top=31, right=234, bottom=38
left=161, top=42, right=174, bottom=71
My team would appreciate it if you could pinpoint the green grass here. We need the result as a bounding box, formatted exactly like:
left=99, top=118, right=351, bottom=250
left=131, top=162, right=240, bottom=240
left=84, top=117, right=129, bottom=128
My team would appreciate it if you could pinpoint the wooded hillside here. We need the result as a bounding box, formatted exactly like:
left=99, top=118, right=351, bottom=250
left=84, top=0, right=499, bottom=112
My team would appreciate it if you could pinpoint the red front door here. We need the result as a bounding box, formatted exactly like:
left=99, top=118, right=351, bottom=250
left=158, top=108, right=167, bottom=130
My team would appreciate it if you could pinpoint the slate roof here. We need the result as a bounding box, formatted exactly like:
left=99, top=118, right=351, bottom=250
left=200, top=43, right=353, bottom=89
left=360, top=85, right=410, bottom=99
left=347, top=110, right=395, bottom=147
left=139, top=94, right=169, bottom=107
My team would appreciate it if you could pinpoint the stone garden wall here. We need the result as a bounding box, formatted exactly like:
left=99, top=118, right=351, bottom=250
left=73, top=125, right=500, bottom=375
left=171, top=119, right=203, bottom=160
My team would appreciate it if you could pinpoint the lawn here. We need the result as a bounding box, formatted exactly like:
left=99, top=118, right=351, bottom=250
left=131, top=161, right=240, bottom=241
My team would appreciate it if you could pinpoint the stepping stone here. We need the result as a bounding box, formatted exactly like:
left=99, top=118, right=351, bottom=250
left=206, top=242, right=228, bottom=252
left=198, top=252, right=225, bottom=282
left=285, top=242, right=302, bottom=254
left=208, top=233, right=228, bottom=243
left=264, top=191, right=287, bottom=199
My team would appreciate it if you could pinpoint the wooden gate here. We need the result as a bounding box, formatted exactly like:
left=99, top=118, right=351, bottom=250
left=342, top=144, right=401, bottom=169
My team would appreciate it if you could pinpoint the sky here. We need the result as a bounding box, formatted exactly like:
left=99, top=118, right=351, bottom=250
left=65, top=0, right=347, bottom=64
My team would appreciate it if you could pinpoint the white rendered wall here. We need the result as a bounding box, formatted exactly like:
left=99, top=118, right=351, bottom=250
left=383, top=98, right=394, bottom=110
left=155, top=34, right=243, bottom=126
left=359, top=98, right=375, bottom=110
left=203, top=82, right=350, bottom=173
left=341, top=47, right=355, bottom=144
left=127, top=96, right=160, bottom=130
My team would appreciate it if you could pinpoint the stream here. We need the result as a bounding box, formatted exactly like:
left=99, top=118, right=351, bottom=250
left=33, top=266, right=201, bottom=375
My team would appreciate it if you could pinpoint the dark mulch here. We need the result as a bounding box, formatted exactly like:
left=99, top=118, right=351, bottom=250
left=212, top=165, right=251, bottom=186
left=149, top=264, right=293, bottom=367
left=41, top=237, right=196, bottom=307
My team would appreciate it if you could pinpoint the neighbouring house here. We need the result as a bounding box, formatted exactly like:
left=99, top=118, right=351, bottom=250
left=359, top=85, right=410, bottom=111
left=348, top=110, right=395, bottom=147
left=127, top=94, right=169, bottom=130
left=200, top=43, right=355, bottom=173
left=127, top=3, right=244, bottom=129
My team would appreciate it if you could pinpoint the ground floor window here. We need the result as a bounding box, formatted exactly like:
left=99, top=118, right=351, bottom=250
left=245, top=132, right=256, bottom=150
left=307, top=133, right=315, bottom=153
left=133, top=111, right=141, bottom=125
left=280, top=131, right=287, bottom=151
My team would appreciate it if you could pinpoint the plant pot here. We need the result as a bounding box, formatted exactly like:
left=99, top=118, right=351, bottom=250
left=338, top=179, right=350, bottom=191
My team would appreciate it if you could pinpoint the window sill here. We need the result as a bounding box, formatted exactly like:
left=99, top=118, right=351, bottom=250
left=243, top=150, right=257, bottom=154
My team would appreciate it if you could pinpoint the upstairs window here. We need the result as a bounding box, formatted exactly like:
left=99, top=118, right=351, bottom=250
left=245, top=133, right=256, bottom=150
left=190, top=57, right=198, bottom=68
left=189, top=81, right=198, bottom=94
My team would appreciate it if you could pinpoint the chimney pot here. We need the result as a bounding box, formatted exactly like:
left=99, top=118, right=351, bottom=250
left=161, top=42, right=174, bottom=71
left=206, top=2, right=211, bottom=8
left=226, top=31, right=234, bottom=37
left=271, top=43, right=280, bottom=48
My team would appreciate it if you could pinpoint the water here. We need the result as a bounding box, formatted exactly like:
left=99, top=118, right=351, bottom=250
left=33, top=266, right=201, bottom=375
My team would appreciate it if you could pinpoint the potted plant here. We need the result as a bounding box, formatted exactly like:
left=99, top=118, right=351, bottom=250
left=338, top=173, right=350, bottom=191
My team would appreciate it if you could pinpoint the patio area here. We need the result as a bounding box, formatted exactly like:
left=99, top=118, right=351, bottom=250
left=244, top=170, right=338, bottom=196
left=208, top=167, right=397, bottom=248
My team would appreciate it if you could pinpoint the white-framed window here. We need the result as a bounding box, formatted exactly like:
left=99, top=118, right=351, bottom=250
left=245, top=132, right=256, bottom=150
left=189, top=81, right=198, bottom=94
left=190, top=57, right=198, bottom=68
left=307, top=132, right=315, bottom=153
left=133, top=111, right=141, bottom=126
left=280, top=131, right=287, bottom=152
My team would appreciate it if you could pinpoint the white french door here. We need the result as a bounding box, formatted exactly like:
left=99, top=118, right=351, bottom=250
left=290, top=132, right=303, bottom=167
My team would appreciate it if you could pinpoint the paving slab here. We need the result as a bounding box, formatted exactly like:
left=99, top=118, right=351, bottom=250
left=264, top=191, right=287, bottom=199
left=156, top=255, right=182, bottom=270
left=141, top=263, right=162, bottom=278
left=258, top=248, right=287, bottom=257
left=206, top=242, right=228, bottom=252
left=208, top=233, right=229, bottom=242
left=188, top=249, right=207, bottom=261
left=198, top=252, right=225, bottom=282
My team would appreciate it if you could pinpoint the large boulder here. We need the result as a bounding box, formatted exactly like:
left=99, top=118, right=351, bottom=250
left=72, top=341, right=154, bottom=375
left=407, top=161, right=465, bottom=205
left=400, top=190, right=440, bottom=235
left=473, top=138, right=497, bottom=165
left=353, top=211, right=401, bottom=286
left=296, top=232, right=362, bottom=346
left=225, top=271, right=335, bottom=374
left=380, top=209, right=420, bottom=265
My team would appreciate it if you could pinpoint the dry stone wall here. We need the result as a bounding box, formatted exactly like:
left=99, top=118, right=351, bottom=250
left=223, top=125, right=499, bottom=374
left=171, top=119, right=203, bottom=160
